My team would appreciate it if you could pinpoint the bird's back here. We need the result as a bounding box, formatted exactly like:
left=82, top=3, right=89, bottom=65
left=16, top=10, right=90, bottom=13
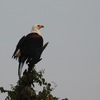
left=21, top=33, right=43, bottom=57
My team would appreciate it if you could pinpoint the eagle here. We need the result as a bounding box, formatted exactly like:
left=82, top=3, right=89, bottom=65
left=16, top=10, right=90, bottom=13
left=12, top=24, right=48, bottom=78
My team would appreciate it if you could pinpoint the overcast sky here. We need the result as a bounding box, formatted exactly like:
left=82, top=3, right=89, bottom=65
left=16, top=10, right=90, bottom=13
left=0, top=0, right=100, bottom=100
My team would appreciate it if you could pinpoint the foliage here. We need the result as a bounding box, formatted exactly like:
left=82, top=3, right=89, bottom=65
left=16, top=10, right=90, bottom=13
left=0, top=67, right=68, bottom=100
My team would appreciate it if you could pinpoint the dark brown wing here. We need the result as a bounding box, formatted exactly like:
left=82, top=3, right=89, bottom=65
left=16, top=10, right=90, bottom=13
left=12, top=36, right=26, bottom=59
left=21, top=33, right=43, bottom=58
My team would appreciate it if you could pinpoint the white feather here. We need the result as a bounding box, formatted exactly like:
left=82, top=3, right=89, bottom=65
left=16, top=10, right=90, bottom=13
left=15, top=49, right=21, bottom=57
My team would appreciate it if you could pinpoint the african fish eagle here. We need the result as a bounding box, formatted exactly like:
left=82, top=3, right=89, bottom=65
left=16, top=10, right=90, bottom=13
left=12, top=24, right=48, bottom=78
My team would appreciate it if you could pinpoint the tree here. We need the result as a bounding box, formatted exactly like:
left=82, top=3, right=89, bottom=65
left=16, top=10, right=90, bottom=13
left=0, top=43, right=68, bottom=100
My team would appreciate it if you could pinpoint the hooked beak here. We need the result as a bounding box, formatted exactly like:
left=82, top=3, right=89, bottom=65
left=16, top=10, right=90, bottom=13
left=38, top=25, right=44, bottom=29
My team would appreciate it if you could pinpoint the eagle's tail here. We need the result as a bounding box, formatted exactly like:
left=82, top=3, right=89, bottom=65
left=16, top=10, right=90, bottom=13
left=18, top=62, right=24, bottom=78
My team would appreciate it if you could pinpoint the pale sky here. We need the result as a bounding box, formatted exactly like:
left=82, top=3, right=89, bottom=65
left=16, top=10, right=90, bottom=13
left=0, top=0, right=100, bottom=100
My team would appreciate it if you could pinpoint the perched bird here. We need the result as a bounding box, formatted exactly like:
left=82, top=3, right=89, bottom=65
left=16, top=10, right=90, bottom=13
left=12, top=24, right=48, bottom=78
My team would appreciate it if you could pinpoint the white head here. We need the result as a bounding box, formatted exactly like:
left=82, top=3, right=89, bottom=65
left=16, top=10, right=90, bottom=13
left=31, top=24, right=44, bottom=35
